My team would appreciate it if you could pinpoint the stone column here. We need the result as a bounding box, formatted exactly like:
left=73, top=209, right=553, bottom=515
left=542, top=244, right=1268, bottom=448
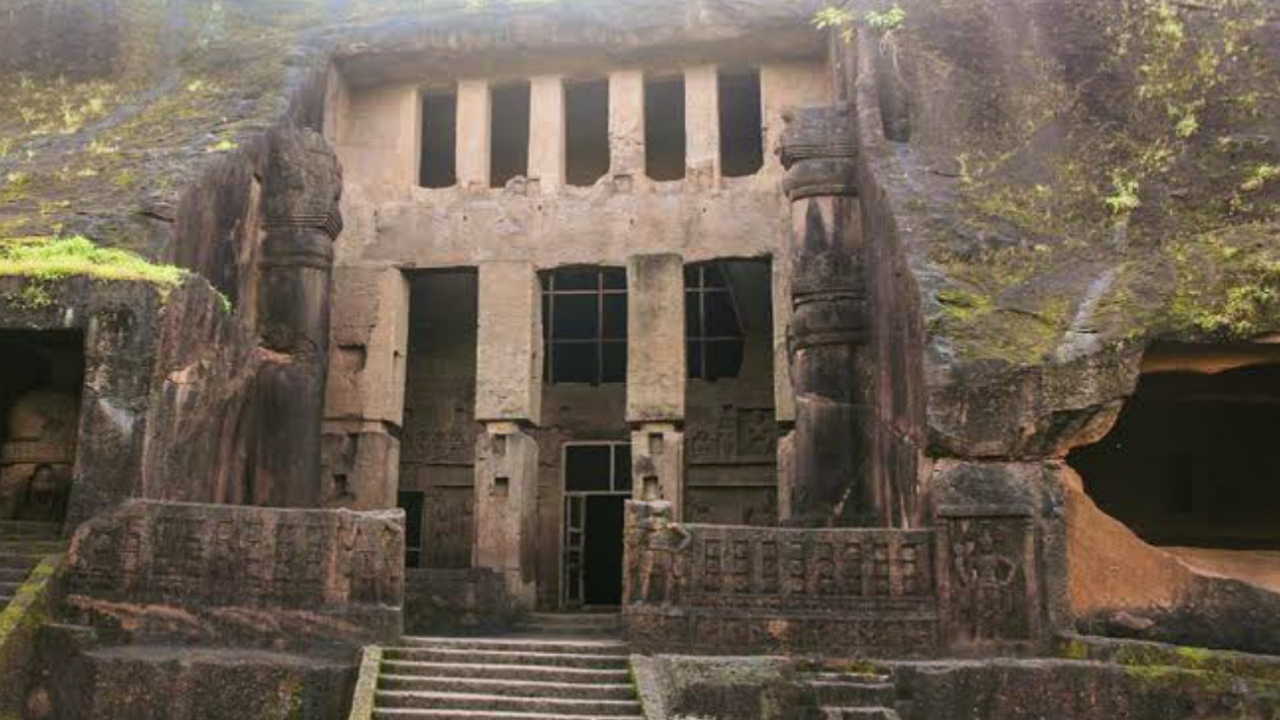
left=684, top=65, right=720, bottom=189
left=322, top=266, right=410, bottom=510
left=778, top=105, right=881, bottom=527
left=609, top=70, right=645, bottom=188
left=773, top=253, right=797, bottom=513
left=254, top=128, right=343, bottom=508
left=528, top=75, right=565, bottom=193
left=456, top=79, right=491, bottom=191
left=626, top=254, right=685, bottom=518
left=473, top=261, right=542, bottom=604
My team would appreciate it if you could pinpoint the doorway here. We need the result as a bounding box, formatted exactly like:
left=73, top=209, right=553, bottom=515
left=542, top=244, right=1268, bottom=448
left=562, top=442, right=631, bottom=608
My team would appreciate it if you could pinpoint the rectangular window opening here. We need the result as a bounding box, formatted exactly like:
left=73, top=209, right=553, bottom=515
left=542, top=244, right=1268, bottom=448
left=542, top=267, right=628, bottom=385
left=419, top=87, right=458, bottom=188
left=718, top=69, right=763, bottom=178
left=644, top=75, right=686, bottom=181
left=565, top=78, right=610, bottom=187
left=490, top=81, right=531, bottom=188
left=686, top=261, right=754, bottom=381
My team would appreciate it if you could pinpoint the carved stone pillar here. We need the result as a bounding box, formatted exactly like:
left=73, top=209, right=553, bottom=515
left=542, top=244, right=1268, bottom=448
left=626, top=254, right=685, bottom=518
left=472, top=261, right=542, bottom=605
left=253, top=128, right=342, bottom=508
left=778, top=105, right=880, bottom=527
left=474, top=422, right=539, bottom=607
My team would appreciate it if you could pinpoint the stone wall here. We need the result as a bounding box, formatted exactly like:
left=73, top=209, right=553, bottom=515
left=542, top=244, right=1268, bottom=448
left=622, top=495, right=1067, bottom=656
left=622, top=501, right=941, bottom=655
left=64, top=500, right=404, bottom=650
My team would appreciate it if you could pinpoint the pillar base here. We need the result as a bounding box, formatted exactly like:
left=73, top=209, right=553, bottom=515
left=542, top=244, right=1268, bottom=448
left=630, top=422, right=684, bottom=520
left=474, top=422, right=538, bottom=607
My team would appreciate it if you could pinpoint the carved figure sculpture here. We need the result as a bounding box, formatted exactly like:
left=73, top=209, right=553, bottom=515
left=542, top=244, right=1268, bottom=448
left=638, top=501, right=692, bottom=605
left=0, top=388, right=78, bottom=522
left=953, top=529, right=1019, bottom=641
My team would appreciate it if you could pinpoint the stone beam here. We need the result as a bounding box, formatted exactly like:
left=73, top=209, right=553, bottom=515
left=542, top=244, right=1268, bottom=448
left=528, top=75, right=565, bottom=193
left=457, top=79, right=491, bottom=190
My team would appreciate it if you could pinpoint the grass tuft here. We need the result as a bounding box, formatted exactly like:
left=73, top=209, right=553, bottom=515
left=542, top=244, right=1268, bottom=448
left=0, top=235, right=187, bottom=286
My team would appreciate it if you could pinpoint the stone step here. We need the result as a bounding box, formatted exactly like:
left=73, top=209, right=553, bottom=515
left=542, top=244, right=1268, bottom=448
left=526, top=613, right=622, bottom=627
left=520, top=614, right=623, bottom=637
left=0, top=594, right=12, bottom=608
left=379, top=675, right=635, bottom=701
left=0, top=521, right=63, bottom=538
left=822, top=708, right=900, bottom=720
left=0, top=540, right=65, bottom=554
left=373, top=710, right=644, bottom=720
left=811, top=672, right=893, bottom=684
left=0, top=580, right=24, bottom=596
left=400, top=636, right=628, bottom=656
left=382, top=647, right=629, bottom=670
left=380, top=661, right=631, bottom=685
left=808, top=680, right=896, bottom=707
left=0, top=567, right=29, bottom=582
left=375, top=690, right=642, bottom=717
left=0, top=554, right=42, bottom=570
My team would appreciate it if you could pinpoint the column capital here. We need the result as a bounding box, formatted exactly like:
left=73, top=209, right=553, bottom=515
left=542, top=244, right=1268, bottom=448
left=779, top=103, right=859, bottom=200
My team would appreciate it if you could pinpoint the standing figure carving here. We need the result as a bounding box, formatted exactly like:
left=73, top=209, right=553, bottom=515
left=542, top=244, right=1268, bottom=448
left=630, top=501, right=692, bottom=605
left=953, top=528, right=1019, bottom=641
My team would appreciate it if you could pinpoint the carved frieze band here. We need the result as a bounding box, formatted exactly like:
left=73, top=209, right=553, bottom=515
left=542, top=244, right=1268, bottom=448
left=264, top=211, right=344, bottom=240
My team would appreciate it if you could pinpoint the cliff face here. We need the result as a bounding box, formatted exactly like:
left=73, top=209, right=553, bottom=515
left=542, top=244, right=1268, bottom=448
left=847, top=0, right=1280, bottom=652
left=848, top=0, right=1280, bottom=460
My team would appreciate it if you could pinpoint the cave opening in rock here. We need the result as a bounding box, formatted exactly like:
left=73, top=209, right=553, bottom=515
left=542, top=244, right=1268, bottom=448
left=419, top=86, right=458, bottom=189
left=565, top=77, right=610, bottom=187
left=0, top=330, right=83, bottom=525
left=490, top=81, right=531, bottom=188
left=718, top=68, right=763, bottom=178
left=644, top=74, right=686, bottom=182
left=1068, top=344, right=1280, bottom=588
left=399, top=270, right=479, bottom=569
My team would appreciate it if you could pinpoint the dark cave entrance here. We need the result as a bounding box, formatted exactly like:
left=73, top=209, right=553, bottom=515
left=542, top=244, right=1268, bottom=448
left=0, top=330, right=84, bottom=525
left=563, top=442, right=631, bottom=608
left=1068, top=348, right=1280, bottom=552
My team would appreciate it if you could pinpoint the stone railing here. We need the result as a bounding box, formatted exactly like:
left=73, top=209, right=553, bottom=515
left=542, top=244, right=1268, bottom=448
left=65, top=500, right=404, bottom=649
left=623, top=496, right=1058, bottom=656
left=622, top=501, right=939, bottom=655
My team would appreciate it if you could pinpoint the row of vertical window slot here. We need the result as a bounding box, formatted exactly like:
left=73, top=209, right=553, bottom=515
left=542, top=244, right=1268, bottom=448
left=419, top=70, right=765, bottom=189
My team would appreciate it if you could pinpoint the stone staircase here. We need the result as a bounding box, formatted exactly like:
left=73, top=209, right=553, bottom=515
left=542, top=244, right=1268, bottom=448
left=517, top=612, right=623, bottom=639
left=806, top=669, right=900, bottom=720
left=0, top=520, right=64, bottom=611
left=371, top=634, right=644, bottom=719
